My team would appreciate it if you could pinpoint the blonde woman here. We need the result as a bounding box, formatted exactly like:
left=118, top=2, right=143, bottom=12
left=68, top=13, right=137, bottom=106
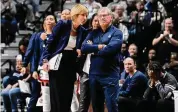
left=41, top=4, right=88, bottom=112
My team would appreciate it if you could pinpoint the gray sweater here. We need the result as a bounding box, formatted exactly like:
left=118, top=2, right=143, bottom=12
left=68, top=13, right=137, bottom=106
left=143, top=72, right=178, bottom=100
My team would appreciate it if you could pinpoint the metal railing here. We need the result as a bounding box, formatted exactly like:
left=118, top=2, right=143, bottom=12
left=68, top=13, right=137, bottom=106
left=1, top=59, right=15, bottom=77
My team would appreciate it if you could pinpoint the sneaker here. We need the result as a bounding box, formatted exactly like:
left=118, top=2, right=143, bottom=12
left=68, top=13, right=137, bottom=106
left=35, top=12, right=40, bottom=18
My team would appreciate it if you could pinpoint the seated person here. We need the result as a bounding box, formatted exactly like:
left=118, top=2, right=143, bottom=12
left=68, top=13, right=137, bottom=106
left=18, top=35, right=30, bottom=59
left=143, top=48, right=157, bottom=75
left=163, top=52, right=178, bottom=81
left=128, top=43, right=145, bottom=72
left=118, top=57, right=148, bottom=112
left=119, top=42, right=129, bottom=73
left=137, top=61, right=178, bottom=112
left=1, top=54, right=30, bottom=112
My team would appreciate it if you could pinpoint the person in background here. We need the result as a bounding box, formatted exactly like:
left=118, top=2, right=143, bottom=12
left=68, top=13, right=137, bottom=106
left=112, top=5, right=129, bottom=42
left=107, top=0, right=127, bottom=11
left=147, top=49, right=157, bottom=62
left=113, top=12, right=129, bottom=42
left=128, top=43, right=138, bottom=58
left=126, top=0, right=137, bottom=16
left=119, top=42, right=129, bottom=73
left=135, top=1, right=151, bottom=26
left=128, top=43, right=145, bottom=72
left=152, top=18, right=178, bottom=65
left=137, top=61, right=178, bottom=112
left=163, top=52, right=178, bottom=81
left=145, top=0, right=167, bottom=20
left=25, top=0, right=40, bottom=19
left=84, top=0, right=102, bottom=19
left=60, top=9, right=71, bottom=20
left=1, top=54, right=30, bottom=112
left=81, top=7, right=123, bottom=112
left=114, top=4, right=128, bottom=22
left=1, top=0, right=18, bottom=46
left=18, top=36, right=31, bottom=59
left=143, top=48, right=157, bottom=75
left=41, top=4, right=88, bottom=112
left=118, top=57, right=148, bottom=112
left=79, top=13, right=99, bottom=112
left=107, top=0, right=119, bottom=10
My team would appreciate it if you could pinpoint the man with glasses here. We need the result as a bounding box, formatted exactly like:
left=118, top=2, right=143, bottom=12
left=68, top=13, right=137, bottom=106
left=81, top=7, right=123, bottom=112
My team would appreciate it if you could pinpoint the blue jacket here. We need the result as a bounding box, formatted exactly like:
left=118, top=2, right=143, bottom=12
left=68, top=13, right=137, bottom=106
left=33, top=32, right=51, bottom=71
left=81, top=25, right=123, bottom=75
left=23, top=33, right=40, bottom=73
left=23, top=32, right=51, bottom=73
left=119, top=71, right=148, bottom=98
left=41, top=20, right=87, bottom=63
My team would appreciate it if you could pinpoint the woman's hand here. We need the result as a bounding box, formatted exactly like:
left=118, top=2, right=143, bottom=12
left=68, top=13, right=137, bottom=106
left=40, top=32, right=47, bottom=40
left=43, top=59, right=50, bottom=72
left=76, top=49, right=81, bottom=57
left=32, top=71, right=39, bottom=79
left=21, top=67, right=27, bottom=74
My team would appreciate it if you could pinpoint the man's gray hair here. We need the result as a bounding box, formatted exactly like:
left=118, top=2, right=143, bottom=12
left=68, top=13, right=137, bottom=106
left=97, top=7, right=113, bottom=16
left=115, top=4, right=125, bottom=11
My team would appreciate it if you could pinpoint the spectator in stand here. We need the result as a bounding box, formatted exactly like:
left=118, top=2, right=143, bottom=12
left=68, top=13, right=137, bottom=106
left=25, top=0, right=40, bottom=18
left=18, top=35, right=31, bottom=59
left=1, top=0, right=18, bottom=46
left=107, top=0, right=127, bottom=11
left=118, top=57, right=148, bottom=112
left=137, top=61, right=178, bottom=112
left=128, top=43, right=145, bottom=72
left=127, top=11, right=139, bottom=38
left=107, top=0, right=120, bottom=11
left=118, top=42, right=129, bottom=87
left=15, top=0, right=36, bottom=28
left=114, top=5, right=128, bottom=22
left=126, top=0, right=137, bottom=15
left=147, top=49, right=157, bottom=62
left=135, top=1, right=151, bottom=26
left=152, top=18, right=178, bottom=65
left=16, top=0, right=40, bottom=19
left=112, top=12, right=129, bottom=42
left=145, top=0, right=167, bottom=23
left=163, top=52, right=178, bottom=81
left=128, top=43, right=137, bottom=57
left=81, top=7, right=123, bottom=112
left=113, top=5, right=129, bottom=42
left=135, top=1, right=153, bottom=51
left=160, top=0, right=177, bottom=16
left=30, top=0, right=40, bottom=17
left=84, top=0, right=102, bottom=19
left=119, top=42, right=129, bottom=73
left=121, top=42, right=129, bottom=60
left=1, top=54, right=30, bottom=112
left=128, top=2, right=151, bottom=49
left=60, top=9, right=71, bottom=20
left=143, top=49, right=157, bottom=74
